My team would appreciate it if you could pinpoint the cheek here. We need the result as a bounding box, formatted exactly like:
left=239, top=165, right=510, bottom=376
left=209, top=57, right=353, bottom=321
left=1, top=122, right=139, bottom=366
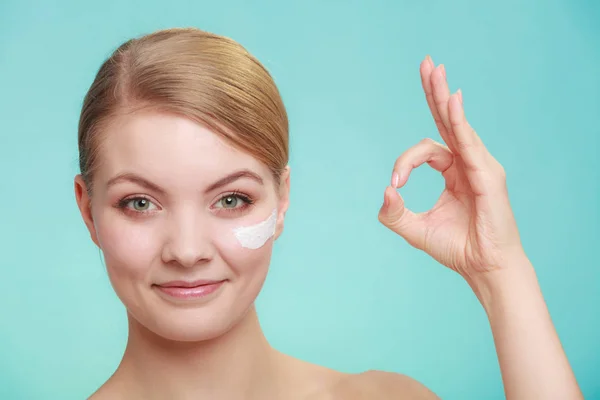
left=214, top=228, right=274, bottom=278
left=215, top=208, right=278, bottom=276
left=216, top=232, right=273, bottom=309
left=94, top=209, right=160, bottom=282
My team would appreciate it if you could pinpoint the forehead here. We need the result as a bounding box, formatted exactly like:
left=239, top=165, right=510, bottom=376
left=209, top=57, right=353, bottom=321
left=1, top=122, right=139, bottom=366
left=96, top=111, right=271, bottom=187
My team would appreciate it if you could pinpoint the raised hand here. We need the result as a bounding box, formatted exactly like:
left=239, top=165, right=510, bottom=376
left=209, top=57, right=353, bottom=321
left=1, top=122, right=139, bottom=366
left=378, top=56, right=525, bottom=285
left=377, top=55, right=584, bottom=400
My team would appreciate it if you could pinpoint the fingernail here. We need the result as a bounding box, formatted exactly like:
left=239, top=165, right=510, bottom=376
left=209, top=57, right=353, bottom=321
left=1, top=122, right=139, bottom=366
left=457, top=89, right=463, bottom=105
left=441, top=64, right=446, bottom=79
left=383, top=189, right=390, bottom=208
left=392, top=171, right=399, bottom=188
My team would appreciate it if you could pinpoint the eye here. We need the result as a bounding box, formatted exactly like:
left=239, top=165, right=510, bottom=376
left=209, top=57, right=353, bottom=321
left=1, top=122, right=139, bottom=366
left=131, top=198, right=152, bottom=211
left=214, top=193, right=253, bottom=210
left=216, top=195, right=243, bottom=209
left=118, top=196, right=158, bottom=213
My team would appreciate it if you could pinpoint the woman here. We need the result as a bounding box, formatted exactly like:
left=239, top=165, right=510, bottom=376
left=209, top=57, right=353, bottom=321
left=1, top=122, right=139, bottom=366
left=74, top=27, right=582, bottom=399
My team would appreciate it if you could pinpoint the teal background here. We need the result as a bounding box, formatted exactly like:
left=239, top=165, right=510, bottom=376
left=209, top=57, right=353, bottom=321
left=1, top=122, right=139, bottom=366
left=1, top=0, right=599, bottom=398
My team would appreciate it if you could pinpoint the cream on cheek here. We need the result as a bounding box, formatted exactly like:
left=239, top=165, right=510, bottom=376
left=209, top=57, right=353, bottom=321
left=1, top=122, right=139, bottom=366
left=233, top=208, right=277, bottom=250
left=96, top=206, right=277, bottom=268
left=93, top=196, right=278, bottom=282
left=213, top=208, right=278, bottom=278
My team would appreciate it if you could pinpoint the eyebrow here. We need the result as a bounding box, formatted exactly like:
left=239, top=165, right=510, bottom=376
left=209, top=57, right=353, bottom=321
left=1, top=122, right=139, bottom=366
left=205, top=169, right=264, bottom=192
left=105, top=169, right=264, bottom=195
left=106, top=173, right=166, bottom=196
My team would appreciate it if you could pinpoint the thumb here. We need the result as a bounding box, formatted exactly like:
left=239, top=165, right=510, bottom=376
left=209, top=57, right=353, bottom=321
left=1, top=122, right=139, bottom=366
left=378, top=186, right=426, bottom=250
left=379, top=186, right=407, bottom=223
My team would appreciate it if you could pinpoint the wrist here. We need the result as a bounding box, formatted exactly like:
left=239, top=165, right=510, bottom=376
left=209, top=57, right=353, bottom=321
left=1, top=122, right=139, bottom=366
left=466, top=253, right=538, bottom=313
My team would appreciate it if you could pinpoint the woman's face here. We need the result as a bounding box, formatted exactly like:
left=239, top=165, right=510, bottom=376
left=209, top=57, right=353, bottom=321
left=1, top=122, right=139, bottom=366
left=75, top=111, right=289, bottom=341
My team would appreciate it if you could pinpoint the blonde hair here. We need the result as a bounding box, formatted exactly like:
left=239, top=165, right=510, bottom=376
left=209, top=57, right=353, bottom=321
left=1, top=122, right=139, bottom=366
left=78, top=27, right=289, bottom=194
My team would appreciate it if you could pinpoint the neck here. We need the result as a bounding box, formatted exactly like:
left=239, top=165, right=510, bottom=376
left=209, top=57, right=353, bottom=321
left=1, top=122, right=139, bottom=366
left=113, top=305, right=285, bottom=399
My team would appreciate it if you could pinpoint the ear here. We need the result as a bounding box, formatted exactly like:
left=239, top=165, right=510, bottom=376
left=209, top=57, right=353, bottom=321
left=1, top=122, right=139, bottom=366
left=74, top=175, right=100, bottom=248
left=274, top=165, right=290, bottom=241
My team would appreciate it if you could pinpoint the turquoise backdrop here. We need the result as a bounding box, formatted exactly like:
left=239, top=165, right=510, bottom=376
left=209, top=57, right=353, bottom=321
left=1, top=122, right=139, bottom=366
left=1, top=0, right=598, bottom=398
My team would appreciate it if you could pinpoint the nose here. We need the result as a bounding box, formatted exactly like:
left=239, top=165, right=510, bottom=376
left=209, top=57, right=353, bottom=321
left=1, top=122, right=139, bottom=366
left=161, top=212, right=214, bottom=268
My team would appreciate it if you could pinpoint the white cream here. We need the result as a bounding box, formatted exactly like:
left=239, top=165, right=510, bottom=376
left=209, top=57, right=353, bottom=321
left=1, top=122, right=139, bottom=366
left=233, top=209, right=277, bottom=249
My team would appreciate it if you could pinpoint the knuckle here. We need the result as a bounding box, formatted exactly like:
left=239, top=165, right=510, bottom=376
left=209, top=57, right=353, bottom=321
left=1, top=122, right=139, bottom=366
left=450, top=118, right=462, bottom=129
left=457, top=140, right=474, bottom=152
left=393, top=154, right=407, bottom=171
left=434, top=98, right=446, bottom=108
left=378, top=210, right=398, bottom=230
left=497, top=165, right=507, bottom=181
left=420, top=137, right=436, bottom=146
left=489, top=157, right=506, bottom=179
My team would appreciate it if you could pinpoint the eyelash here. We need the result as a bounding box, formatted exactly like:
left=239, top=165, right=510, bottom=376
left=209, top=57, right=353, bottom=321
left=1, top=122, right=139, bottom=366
left=215, top=191, right=255, bottom=215
left=115, top=191, right=255, bottom=217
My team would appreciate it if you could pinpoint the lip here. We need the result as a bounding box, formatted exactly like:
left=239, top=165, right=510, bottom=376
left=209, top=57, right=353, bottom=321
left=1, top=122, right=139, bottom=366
left=157, top=279, right=224, bottom=288
left=153, top=279, right=226, bottom=301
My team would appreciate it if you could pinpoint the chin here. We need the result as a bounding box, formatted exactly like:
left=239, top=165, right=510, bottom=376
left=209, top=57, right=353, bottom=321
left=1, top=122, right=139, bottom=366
left=149, top=317, right=236, bottom=342
left=125, top=294, right=251, bottom=343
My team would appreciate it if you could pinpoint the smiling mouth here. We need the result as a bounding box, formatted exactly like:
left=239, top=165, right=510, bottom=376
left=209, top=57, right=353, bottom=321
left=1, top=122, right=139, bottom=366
left=153, top=280, right=226, bottom=300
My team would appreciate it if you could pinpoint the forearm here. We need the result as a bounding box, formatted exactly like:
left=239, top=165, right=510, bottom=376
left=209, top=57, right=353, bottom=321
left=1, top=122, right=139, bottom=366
left=470, top=257, right=583, bottom=400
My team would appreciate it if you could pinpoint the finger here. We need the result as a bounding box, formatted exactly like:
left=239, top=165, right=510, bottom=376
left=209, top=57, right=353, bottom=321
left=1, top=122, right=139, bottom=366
left=420, top=57, right=459, bottom=154
left=391, top=138, right=454, bottom=188
left=378, top=186, right=427, bottom=250
left=448, top=91, right=503, bottom=195
left=431, top=64, right=454, bottom=137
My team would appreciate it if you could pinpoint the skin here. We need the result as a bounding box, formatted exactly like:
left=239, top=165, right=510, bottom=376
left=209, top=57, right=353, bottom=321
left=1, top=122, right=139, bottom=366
left=74, top=56, right=582, bottom=399
left=378, top=56, right=583, bottom=399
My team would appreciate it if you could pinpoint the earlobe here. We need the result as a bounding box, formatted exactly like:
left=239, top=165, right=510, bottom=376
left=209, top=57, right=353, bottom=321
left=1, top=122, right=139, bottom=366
left=74, top=175, right=100, bottom=248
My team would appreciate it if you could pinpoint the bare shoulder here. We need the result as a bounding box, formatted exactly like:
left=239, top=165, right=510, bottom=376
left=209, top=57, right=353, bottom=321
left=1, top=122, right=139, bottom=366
left=325, top=370, right=439, bottom=400
left=86, top=377, right=129, bottom=400
left=87, top=385, right=118, bottom=400
left=364, top=370, right=439, bottom=399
